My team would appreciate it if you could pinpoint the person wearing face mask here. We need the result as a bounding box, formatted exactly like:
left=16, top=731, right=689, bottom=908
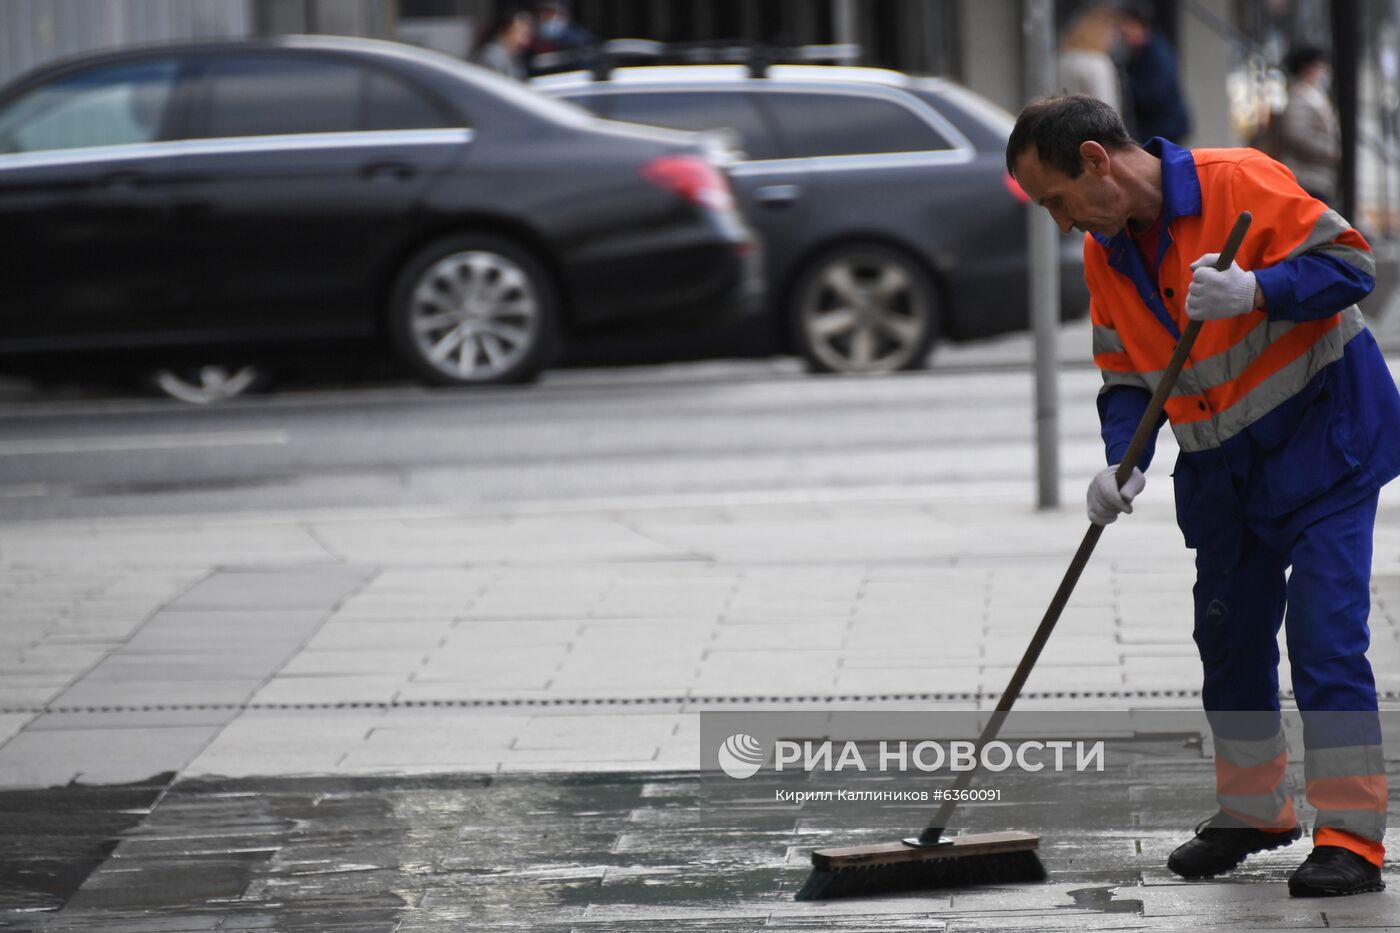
left=529, top=0, right=594, bottom=67
left=1278, top=46, right=1341, bottom=206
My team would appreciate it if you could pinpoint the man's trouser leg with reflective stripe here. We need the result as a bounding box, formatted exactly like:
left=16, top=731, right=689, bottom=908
left=1287, top=490, right=1387, bottom=867
left=1191, top=492, right=1387, bottom=865
left=1193, top=537, right=1298, bottom=833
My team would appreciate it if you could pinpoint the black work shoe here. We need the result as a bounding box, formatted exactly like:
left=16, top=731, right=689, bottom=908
left=1167, top=815, right=1303, bottom=879
left=1288, top=845, right=1385, bottom=897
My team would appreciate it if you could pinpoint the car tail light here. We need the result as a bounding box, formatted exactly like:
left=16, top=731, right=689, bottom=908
left=642, top=154, right=735, bottom=213
left=1002, top=171, right=1030, bottom=204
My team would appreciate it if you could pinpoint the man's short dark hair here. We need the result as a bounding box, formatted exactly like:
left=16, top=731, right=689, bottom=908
left=1005, top=94, right=1136, bottom=178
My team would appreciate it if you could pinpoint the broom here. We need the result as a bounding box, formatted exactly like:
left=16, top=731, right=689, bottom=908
left=795, top=211, right=1253, bottom=901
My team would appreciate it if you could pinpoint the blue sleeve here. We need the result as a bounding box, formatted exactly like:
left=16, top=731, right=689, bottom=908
left=1097, top=385, right=1163, bottom=470
left=1254, top=253, right=1375, bottom=322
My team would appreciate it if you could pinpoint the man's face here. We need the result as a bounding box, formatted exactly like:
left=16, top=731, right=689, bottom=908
left=1013, top=144, right=1126, bottom=238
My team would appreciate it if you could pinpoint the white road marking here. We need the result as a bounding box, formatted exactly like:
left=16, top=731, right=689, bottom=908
left=0, top=430, right=289, bottom=456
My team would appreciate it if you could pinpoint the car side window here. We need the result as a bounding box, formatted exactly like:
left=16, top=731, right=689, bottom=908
left=365, top=71, right=460, bottom=130
left=201, top=56, right=363, bottom=138
left=0, top=59, right=179, bottom=154
left=604, top=91, right=779, bottom=162
left=762, top=91, right=953, bottom=158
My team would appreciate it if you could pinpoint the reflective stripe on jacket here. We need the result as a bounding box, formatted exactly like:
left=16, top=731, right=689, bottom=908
left=1085, top=138, right=1400, bottom=562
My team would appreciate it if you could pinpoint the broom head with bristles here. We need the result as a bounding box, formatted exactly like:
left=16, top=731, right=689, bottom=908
left=795, top=830, right=1046, bottom=901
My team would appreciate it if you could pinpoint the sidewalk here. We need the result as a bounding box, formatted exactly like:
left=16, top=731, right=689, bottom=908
left=2, top=492, right=1399, bottom=929
left=4, top=491, right=1400, bottom=781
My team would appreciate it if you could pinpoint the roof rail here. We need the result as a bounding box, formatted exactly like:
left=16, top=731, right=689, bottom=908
left=554, top=39, right=862, bottom=81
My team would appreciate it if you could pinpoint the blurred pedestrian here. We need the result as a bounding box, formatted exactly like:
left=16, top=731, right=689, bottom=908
left=1058, top=4, right=1123, bottom=115
left=472, top=9, right=534, bottom=81
left=1118, top=2, right=1191, bottom=144
left=1008, top=93, right=1397, bottom=898
left=531, top=0, right=594, bottom=57
left=1278, top=45, right=1341, bottom=205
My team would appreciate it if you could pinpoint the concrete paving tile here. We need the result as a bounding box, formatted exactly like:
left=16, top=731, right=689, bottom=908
left=301, top=620, right=452, bottom=650
left=186, top=751, right=346, bottom=778
left=50, top=678, right=263, bottom=708
left=337, top=742, right=508, bottom=768
left=983, top=635, right=1122, bottom=667
left=1, top=645, right=110, bottom=672
left=564, top=641, right=703, bottom=662
left=411, top=668, right=553, bottom=689
left=550, top=660, right=701, bottom=682
left=82, top=654, right=289, bottom=681
left=512, top=714, right=684, bottom=750
left=22, top=708, right=237, bottom=730
left=1118, top=642, right=1201, bottom=658
left=1122, top=657, right=1204, bottom=678
left=0, top=725, right=221, bottom=788
left=420, top=647, right=565, bottom=674
left=336, top=603, right=474, bottom=623
left=445, top=621, right=581, bottom=647
left=576, top=623, right=714, bottom=644
left=0, top=675, right=72, bottom=707
left=392, top=681, right=554, bottom=703
left=0, top=529, right=331, bottom=568
left=278, top=649, right=430, bottom=676
left=0, top=711, right=35, bottom=744
left=545, top=681, right=694, bottom=698
left=980, top=665, right=1125, bottom=692
left=165, top=568, right=371, bottom=610
left=707, top=623, right=847, bottom=649
left=834, top=668, right=981, bottom=694
left=249, top=675, right=404, bottom=705
left=365, top=723, right=518, bottom=750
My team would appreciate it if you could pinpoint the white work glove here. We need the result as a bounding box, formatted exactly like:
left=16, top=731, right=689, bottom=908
left=1087, top=464, right=1146, bottom=526
left=1187, top=253, right=1257, bottom=321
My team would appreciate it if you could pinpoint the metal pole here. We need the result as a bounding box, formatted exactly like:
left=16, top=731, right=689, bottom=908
left=833, top=0, right=857, bottom=47
left=1332, top=0, right=1360, bottom=222
left=1024, top=0, right=1060, bottom=509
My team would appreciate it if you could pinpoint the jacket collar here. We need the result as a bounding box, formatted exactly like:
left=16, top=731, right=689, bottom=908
left=1091, top=137, right=1199, bottom=340
left=1091, top=136, right=1202, bottom=256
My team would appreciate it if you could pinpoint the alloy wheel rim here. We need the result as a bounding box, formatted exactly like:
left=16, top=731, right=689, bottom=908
left=409, top=251, right=539, bottom=381
left=802, top=254, right=930, bottom=373
left=153, top=365, right=262, bottom=404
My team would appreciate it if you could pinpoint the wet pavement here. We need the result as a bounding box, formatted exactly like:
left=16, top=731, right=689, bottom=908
left=0, top=737, right=1396, bottom=931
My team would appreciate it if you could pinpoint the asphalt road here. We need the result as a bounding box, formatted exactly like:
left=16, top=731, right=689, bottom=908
left=0, top=351, right=1119, bottom=524
left=2, top=308, right=1395, bottom=524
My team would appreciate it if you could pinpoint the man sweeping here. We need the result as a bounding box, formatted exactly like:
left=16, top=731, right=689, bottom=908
left=1007, top=95, right=1399, bottom=897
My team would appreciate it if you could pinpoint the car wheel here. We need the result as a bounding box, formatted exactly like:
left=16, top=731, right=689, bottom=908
left=388, top=234, right=560, bottom=387
left=790, top=243, right=939, bottom=374
left=148, top=365, right=270, bottom=404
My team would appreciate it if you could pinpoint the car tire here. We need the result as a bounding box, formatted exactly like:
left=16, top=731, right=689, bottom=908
left=387, top=233, right=561, bottom=387
left=789, top=243, right=939, bottom=375
left=146, top=364, right=271, bottom=404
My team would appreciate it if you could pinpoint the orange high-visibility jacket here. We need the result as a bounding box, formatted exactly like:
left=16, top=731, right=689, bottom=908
left=1085, top=138, right=1400, bottom=561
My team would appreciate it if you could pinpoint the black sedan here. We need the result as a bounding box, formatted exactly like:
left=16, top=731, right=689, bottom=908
left=0, top=37, right=760, bottom=396
left=538, top=61, right=1089, bottom=374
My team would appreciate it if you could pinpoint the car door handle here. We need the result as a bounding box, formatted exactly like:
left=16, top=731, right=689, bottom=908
left=360, top=160, right=416, bottom=181
left=755, top=184, right=800, bottom=206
